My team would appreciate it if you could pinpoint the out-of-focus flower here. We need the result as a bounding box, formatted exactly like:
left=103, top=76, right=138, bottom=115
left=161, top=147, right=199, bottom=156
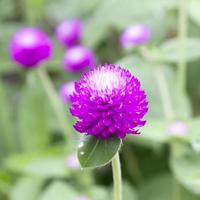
left=63, top=46, right=95, bottom=72
left=120, top=24, right=151, bottom=48
left=55, top=20, right=82, bottom=48
left=65, top=153, right=80, bottom=169
left=167, top=121, right=188, bottom=136
left=59, top=81, right=75, bottom=103
left=75, top=196, right=89, bottom=200
left=70, top=64, right=148, bottom=139
left=10, top=27, right=52, bottom=68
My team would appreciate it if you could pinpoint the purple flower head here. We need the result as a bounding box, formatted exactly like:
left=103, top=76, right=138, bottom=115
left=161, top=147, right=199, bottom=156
left=120, top=24, right=151, bottom=48
left=63, top=46, right=95, bottom=72
left=167, top=121, right=188, bottom=136
left=10, top=27, right=52, bottom=68
left=70, top=64, right=148, bottom=139
left=65, top=153, right=80, bottom=169
left=55, top=19, right=82, bottom=48
left=75, top=196, right=89, bottom=200
left=59, top=81, right=75, bottom=103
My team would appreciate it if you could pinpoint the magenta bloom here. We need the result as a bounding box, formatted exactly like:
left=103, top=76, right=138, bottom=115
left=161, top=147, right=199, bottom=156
left=59, top=81, right=75, bottom=103
left=63, top=46, right=95, bottom=72
left=167, top=121, right=188, bottom=136
left=65, top=153, right=80, bottom=169
left=10, top=27, right=52, bottom=68
left=55, top=20, right=82, bottom=48
left=120, top=24, right=151, bottom=48
left=70, top=64, right=148, bottom=139
left=75, top=196, right=89, bottom=200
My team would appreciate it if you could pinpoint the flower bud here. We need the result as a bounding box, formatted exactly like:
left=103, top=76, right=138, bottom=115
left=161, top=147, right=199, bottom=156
left=10, top=27, right=52, bottom=68
left=63, top=46, right=95, bottom=72
left=59, top=81, right=75, bottom=103
left=55, top=20, right=82, bottom=48
left=120, top=24, right=151, bottom=48
left=167, top=121, right=188, bottom=136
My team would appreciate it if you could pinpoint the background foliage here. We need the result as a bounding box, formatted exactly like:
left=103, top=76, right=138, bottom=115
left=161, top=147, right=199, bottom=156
left=0, top=0, right=200, bottom=199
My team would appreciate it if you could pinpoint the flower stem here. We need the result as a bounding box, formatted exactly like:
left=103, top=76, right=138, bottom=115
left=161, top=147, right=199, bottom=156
left=177, top=0, right=188, bottom=97
left=0, top=78, right=16, bottom=153
left=156, top=67, right=175, bottom=120
left=112, top=152, right=122, bottom=200
left=37, top=67, right=73, bottom=150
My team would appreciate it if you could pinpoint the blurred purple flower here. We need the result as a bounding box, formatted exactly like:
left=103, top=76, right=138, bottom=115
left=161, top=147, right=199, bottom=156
left=59, top=81, right=75, bottom=103
left=10, top=27, right=52, bottom=68
left=65, top=153, right=80, bottom=169
left=167, top=121, right=188, bottom=136
left=75, top=196, right=89, bottom=200
left=70, top=64, right=148, bottom=139
left=63, top=46, right=95, bottom=72
left=55, top=20, right=83, bottom=48
left=120, top=24, right=151, bottom=48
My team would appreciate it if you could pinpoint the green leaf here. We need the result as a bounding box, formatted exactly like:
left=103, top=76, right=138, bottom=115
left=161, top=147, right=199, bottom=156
left=189, top=0, right=200, bottom=26
left=5, top=146, right=69, bottom=178
left=78, top=136, right=122, bottom=169
left=160, top=38, right=200, bottom=62
left=139, top=173, right=199, bottom=200
left=45, top=0, right=101, bottom=21
left=10, top=177, right=44, bottom=200
left=170, top=143, right=200, bottom=194
left=18, top=71, right=50, bottom=151
left=39, top=181, right=78, bottom=200
left=0, top=170, right=12, bottom=198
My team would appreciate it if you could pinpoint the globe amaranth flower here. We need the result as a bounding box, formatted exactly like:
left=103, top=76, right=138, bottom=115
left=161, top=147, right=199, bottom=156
left=10, top=27, right=52, bottom=68
left=63, top=46, right=95, bottom=72
left=59, top=81, right=75, bottom=103
left=120, top=24, right=151, bottom=48
left=65, top=153, right=80, bottom=169
left=167, top=121, right=188, bottom=136
left=55, top=19, right=82, bottom=47
left=75, top=196, right=89, bottom=200
left=70, top=64, right=148, bottom=139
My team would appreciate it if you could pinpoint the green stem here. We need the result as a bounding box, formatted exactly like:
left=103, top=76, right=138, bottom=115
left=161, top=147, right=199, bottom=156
left=37, top=67, right=73, bottom=150
left=0, top=78, right=16, bottom=153
left=112, top=152, right=122, bottom=200
left=173, top=178, right=182, bottom=200
left=155, top=67, right=175, bottom=120
left=177, top=0, right=188, bottom=97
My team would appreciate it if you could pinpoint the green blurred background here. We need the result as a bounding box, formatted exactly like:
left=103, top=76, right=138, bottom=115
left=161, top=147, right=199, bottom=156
left=1, top=0, right=200, bottom=199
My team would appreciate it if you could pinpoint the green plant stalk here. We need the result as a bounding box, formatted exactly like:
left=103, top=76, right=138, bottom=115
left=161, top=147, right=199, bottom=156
left=156, top=67, right=175, bottom=120
left=0, top=79, right=16, bottom=153
left=112, top=152, right=122, bottom=200
left=37, top=67, right=73, bottom=150
left=177, top=0, right=188, bottom=96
